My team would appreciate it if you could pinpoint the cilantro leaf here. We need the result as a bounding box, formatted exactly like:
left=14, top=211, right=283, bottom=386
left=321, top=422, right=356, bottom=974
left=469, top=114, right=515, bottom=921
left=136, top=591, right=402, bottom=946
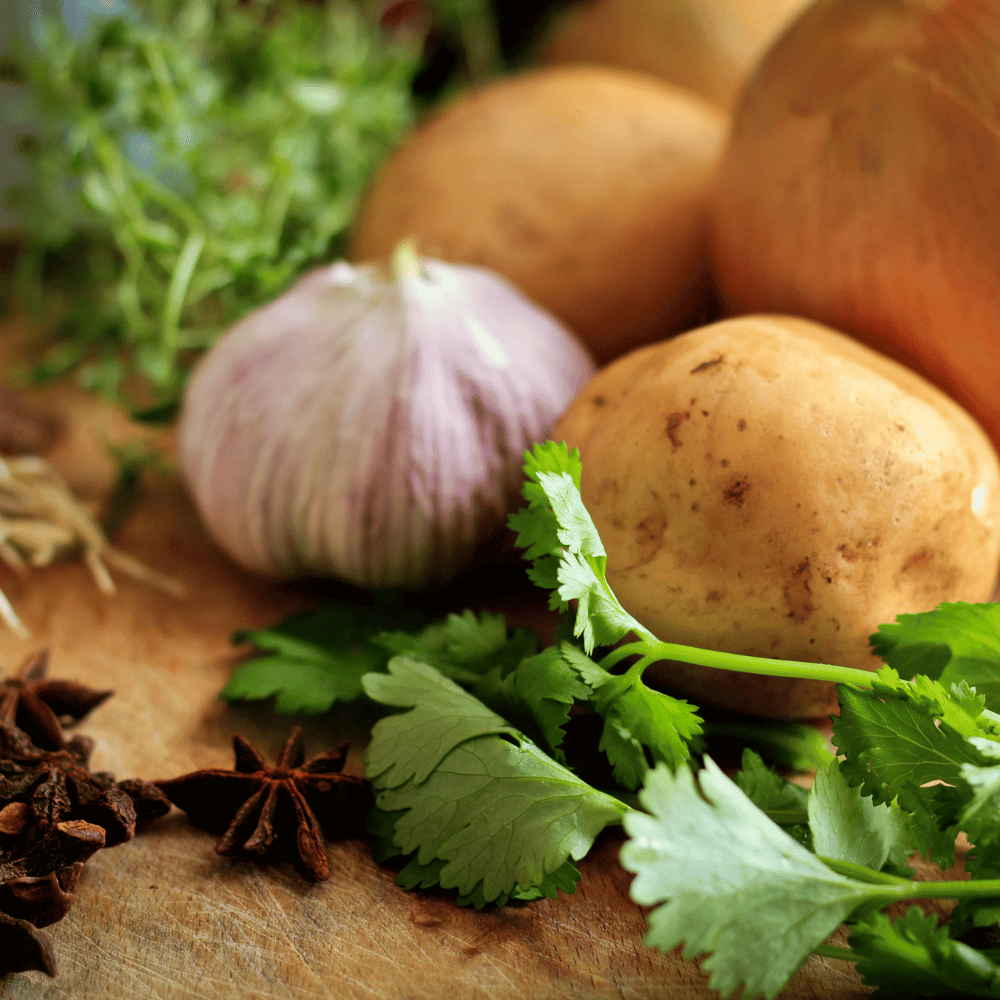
left=363, top=658, right=627, bottom=903
left=374, top=734, right=626, bottom=903
left=362, top=657, right=520, bottom=787
left=704, top=718, right=835, bottom=772
left=734, top=749, right=809, bottom=817
left=223, top=598, right=426, bottom=714
left=834, top=672, right=994, bottom=805
left=473, top=645, right=590, bottom=758
left=959, top=740, right=1000, bottom=855
left=508, top=441, right=651, bottom=651
left=367, top=805, right=582, bottom=908
left=621, top=759, right=910, bottom=1000
left=594, top=671, right=702, bottom=791
left=871, top=603, right=1000, bottom=709
left=808, top=760, right=913, bottom=876
left=396, top=850, right=581, bottom=909
left=558, top=641, right=612, bottom=691
left=733, top=749, right=810, bottom=846
left=833, top=669, right=996, bottom=865
left=375, top=610, right=537, bottom=681
left=849, top=908, right=1000, bottom=998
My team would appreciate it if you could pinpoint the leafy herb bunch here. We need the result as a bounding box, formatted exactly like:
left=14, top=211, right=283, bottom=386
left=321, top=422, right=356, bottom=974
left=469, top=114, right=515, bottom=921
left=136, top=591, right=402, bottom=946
left=225, top=441, right=1000, bottom=998
left=6, top=0, right=421, bottom=409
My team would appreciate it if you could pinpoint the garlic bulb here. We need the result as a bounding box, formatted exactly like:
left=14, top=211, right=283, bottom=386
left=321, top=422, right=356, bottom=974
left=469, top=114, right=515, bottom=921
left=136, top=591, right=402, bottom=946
left=177, top=244, right=596, bottom=589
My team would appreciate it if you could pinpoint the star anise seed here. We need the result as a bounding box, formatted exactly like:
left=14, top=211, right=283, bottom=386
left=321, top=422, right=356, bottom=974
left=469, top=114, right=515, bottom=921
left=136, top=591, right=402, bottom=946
left=0, top=650, right=112, bottom=750
left=155, top=727, right=372, bottom=882
left=0, top=910, right=57, bottom=977
left=0, top=735, right=135, bottom=846
left=0, top=819, right=105, bottom=928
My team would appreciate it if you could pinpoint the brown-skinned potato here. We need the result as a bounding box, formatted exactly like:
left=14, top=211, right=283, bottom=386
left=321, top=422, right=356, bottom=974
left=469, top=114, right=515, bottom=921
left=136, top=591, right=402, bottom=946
left=554, top=315, right=1000, bottom=718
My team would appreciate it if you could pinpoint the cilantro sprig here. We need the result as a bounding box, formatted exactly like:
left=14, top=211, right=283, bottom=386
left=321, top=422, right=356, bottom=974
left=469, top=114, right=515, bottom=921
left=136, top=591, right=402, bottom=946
left=224, top=438, right=1000, bottom=997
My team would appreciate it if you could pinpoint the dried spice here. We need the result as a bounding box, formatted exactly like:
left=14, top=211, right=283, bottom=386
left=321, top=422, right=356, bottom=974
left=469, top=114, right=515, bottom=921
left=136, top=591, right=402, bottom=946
left=156, top=727, right=372, bottom=882
left=0, top=727, right=135, bottom=848
left=0, top=909, right=57, bottom=977
left=0, top=819, right=105, bottom=927
left=0, top=649, right=112, bottom=750
left=0, top=455, right=185, bottom=638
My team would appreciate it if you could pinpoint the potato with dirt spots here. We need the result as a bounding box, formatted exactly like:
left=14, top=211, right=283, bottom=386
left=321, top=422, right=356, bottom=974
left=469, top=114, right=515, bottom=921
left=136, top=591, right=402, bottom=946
left=554, top=314, right=1000, bottom=718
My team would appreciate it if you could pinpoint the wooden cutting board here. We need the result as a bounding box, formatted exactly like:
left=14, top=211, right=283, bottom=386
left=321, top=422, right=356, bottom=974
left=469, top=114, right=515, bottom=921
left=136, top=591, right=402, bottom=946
left=0, top=320, right=972, bottom=1000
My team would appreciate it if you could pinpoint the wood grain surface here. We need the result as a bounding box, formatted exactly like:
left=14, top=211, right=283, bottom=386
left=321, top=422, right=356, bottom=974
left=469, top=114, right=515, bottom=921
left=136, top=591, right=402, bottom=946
left=0, top=318, right=978, bottom=1000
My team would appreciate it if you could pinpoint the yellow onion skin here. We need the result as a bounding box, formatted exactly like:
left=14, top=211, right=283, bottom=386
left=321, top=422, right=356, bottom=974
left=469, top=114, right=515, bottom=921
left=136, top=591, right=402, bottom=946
left=708, top=0, right=1000, bottom=449
left=539, top=0, right=810, bottom=111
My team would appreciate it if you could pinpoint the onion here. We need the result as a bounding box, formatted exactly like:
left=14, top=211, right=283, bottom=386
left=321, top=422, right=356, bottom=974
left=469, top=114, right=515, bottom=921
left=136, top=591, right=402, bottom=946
left=540, top=0, right=810, bottom=110
left=708, top=0, right=1000, bottom=449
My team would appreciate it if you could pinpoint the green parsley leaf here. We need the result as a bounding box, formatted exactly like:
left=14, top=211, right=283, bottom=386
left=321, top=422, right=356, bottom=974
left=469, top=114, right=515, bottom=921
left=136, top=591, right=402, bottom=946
left=833, top=669, right=996, bottom=865
left=849, top=908, right=1000, bottom=998
left=363, top=658, right=627, bottom=903
left=834, top=672, right=994, bottom=804
left=703, top=718, right=835, bottom=772
left=871, top=603, right=1000, bottom=709
left=375, top=610, right=537, bottom=682
left=508, top=441, right=651, bottom=651
left=621, top=759, right=910, bottom=1000
left=362, top=657, right=520, bottom=787
left=473, top=645, right=591, bottom=758
left=959, top=740, right=1000, bottom=850
left=808, top=760, right=913, bottom=876
left=734, top=749, right=809, bottom=819
left=594, top=671, right=702, bottom=791
left=367, top=806, right=579, bottom=908
left=223, top=598, right=425, bottom=714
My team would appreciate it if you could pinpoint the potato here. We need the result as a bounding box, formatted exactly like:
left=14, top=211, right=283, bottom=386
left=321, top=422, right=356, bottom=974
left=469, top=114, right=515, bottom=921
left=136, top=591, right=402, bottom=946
left=348, top=66, right=728, bottom=364
left=554, top=315, right=1000, bottom=718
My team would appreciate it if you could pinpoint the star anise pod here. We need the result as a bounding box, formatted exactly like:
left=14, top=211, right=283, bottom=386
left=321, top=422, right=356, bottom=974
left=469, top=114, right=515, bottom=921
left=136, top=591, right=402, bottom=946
left=0, top=819, right=105, bottom=927
left=0, top=820, right=105, bottom=979
left=0, top=730, right=136, bottom=848
left=0, top=649, right=112, bottom=750
left=0, top=910, right=56, bottom=977
left=155, top=728, right=373, bottom=882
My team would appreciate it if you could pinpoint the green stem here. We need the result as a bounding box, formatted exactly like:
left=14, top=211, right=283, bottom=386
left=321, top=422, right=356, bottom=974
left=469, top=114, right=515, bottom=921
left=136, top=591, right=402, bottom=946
left=160, top=230, right=206, bottom=383
left=818, top=856, right=911, bottom=886
left=598, top=636, right=874, bottom=688
left=821, top=855, right=1000, bottom=902
left=598, top=641, right=649, bottom=671
left=644, top=640, right=875, bottom=688
left=813, top=944, right=861, bottom=963
left=906, top=879, right=1000, bottom=901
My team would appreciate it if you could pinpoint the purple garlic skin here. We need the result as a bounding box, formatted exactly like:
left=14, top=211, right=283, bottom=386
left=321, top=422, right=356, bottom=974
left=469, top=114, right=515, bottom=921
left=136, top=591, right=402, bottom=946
left=177, top=253, right=596, bottom=589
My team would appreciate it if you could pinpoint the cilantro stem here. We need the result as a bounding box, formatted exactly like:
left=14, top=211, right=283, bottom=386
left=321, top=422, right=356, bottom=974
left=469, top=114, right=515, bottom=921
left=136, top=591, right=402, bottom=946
left=600, top=638, right=875, bottom=688
left=903, top=879, right=1000, bottom=901
left=817, top=856, right=911, bottom=886
left=820, top=856, right=1000, bottom=903
left=646, top=640, right=876, bottom=687
left=812, top=944, right=861, bottom=963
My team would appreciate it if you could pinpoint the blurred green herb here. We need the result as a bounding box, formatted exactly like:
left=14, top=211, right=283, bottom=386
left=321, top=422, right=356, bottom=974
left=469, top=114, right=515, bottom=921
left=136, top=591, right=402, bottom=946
left=5, top=0, right=423, bottom=408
